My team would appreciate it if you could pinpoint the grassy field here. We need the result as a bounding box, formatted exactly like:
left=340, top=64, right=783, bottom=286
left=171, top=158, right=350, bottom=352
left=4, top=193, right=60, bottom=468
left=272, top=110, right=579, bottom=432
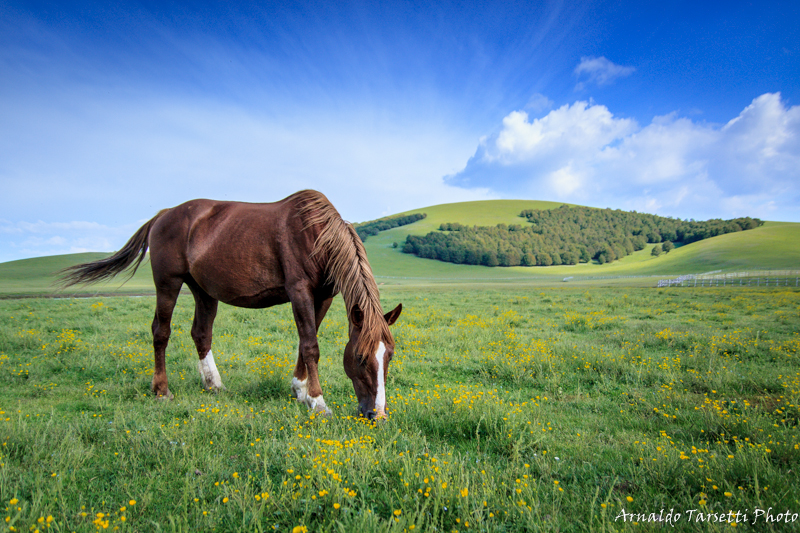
left=1, top=286, right=798, bottom=531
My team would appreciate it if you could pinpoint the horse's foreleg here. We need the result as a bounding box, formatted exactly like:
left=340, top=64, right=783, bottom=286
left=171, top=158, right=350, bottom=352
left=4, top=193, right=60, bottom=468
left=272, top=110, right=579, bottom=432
left=291, top=296, right=333, bottom=404
left=291, top=351, right=309, bottom=403
left=190, top=286, right=223, bottom=392
left=290, top=291, right=331, bottom=414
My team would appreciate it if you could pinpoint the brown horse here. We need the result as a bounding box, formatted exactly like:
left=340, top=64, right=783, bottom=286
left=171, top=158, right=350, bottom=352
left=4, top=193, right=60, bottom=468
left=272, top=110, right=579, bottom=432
left=60, top=190, right=402, bottom=419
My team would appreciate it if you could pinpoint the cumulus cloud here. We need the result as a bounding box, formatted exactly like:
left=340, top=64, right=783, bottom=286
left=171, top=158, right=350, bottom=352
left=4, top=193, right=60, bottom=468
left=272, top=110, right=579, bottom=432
left=492, top=102, right=637, bottom=163
left=447, top=93, right=800, bottom=221
left=574, top=56, right=635, bottom=90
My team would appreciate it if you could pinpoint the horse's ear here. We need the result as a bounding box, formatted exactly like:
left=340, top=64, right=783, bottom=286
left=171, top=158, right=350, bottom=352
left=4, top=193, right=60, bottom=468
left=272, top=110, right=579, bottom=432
left=384, top=303, right=402, bottom=326
left=351, top=304, right=364, bottom=329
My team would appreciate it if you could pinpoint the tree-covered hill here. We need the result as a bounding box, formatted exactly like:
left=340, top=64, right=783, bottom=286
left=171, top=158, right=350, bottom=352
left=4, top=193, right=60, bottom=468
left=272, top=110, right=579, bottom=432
left=402, top=205, right=763, bottom=267
left=354, top=213, right=426, bottom=241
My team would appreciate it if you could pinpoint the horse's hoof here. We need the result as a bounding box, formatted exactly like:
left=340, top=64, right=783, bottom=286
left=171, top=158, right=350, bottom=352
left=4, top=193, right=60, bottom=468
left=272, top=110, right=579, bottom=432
left=156, top=390, right=174, bottom=400
left=313, top=405, right=333, bottom=417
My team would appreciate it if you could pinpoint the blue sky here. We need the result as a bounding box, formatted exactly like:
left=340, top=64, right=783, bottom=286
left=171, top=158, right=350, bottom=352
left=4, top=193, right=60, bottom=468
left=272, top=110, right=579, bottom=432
left=1, top=0, right=798, bottom=262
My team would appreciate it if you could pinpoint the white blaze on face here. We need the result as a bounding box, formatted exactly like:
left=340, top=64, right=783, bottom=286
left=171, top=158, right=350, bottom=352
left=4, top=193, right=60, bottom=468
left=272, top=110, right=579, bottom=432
left=198, top=350, right=224, bottom=390
left=375, top=342, right=387, bottom=418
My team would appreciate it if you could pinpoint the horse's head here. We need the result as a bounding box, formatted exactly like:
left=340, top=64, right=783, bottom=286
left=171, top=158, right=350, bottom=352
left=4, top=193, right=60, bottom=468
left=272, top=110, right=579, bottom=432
left=343, top=303, right=402, bottom=420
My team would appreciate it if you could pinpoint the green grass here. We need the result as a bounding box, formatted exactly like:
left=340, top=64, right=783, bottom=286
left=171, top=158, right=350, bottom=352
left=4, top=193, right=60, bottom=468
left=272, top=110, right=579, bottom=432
left=392, top=199, right=572, bottom=231
left=1, top=286, right=799, bottom=531
left=632, top=222, right=800, bottom=274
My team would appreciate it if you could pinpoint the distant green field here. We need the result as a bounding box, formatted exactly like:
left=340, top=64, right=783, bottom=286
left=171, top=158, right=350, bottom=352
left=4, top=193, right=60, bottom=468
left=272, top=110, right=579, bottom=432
left=1, top=200, right=798, bottom=295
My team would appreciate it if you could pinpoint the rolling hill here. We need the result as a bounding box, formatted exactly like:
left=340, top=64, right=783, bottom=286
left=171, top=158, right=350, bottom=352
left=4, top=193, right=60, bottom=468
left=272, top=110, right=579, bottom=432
left=1, top=199, right=798, bottom=295
left=360, top=200, right=800, bottom=283
left=0, top=252, right=156, bottom=296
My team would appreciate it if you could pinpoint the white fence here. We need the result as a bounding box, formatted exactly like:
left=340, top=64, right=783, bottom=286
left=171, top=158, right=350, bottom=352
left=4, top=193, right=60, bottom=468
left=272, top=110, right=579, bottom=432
left=658, top=270, right=800, bottom=288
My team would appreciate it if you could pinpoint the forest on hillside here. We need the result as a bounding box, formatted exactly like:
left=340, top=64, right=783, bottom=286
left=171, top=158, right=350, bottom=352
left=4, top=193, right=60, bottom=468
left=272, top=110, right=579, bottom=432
left=354, top=213, right=427, bottom=241
left=401, top=205, right=763, bottom=267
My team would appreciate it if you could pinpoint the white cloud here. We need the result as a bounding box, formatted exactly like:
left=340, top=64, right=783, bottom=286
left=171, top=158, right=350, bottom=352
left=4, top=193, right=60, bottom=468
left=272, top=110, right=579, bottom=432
left=598, top=113, right=717, bottom=186
left=715, top=93, right=800, bottom=192
left=548, top=164, right=584, bottom=196
left=491, top=102, right=637, bottom=164
left=448, top=93, right=800, bottom=222
left=574, top=56, right=635, bottom=90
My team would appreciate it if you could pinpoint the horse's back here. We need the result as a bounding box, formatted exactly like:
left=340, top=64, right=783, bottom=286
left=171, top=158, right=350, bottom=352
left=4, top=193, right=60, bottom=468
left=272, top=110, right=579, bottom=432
left=148, top=196, right=319, bottom=306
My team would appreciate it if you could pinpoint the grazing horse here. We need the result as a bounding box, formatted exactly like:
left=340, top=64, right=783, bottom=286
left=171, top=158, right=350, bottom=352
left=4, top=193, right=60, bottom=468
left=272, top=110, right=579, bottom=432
left=60, top=190, right=402, bottom=419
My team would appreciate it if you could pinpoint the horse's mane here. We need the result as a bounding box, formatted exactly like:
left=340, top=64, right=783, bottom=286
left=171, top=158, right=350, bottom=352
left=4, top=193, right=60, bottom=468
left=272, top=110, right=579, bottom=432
left=293, top=190, right=392, bottom=360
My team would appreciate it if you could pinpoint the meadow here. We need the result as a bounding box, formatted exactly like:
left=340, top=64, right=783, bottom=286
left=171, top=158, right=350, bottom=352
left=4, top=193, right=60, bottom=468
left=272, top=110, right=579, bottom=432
left=1, top=285, right=799, bottom=532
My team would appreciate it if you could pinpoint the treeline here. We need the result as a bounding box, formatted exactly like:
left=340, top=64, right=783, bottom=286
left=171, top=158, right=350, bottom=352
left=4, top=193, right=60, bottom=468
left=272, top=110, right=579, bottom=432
left=354, top=213, right=426, bottom=242
left=402, top=206, right=762, bottom=267
left=520, top=207, right=762, bottom=245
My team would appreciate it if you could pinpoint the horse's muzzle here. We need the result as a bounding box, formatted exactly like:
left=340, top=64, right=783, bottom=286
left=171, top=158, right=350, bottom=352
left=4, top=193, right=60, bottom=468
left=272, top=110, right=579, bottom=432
left=358, top=407, right=387, bottom=421
left=358, top=401, right=378, bottom=420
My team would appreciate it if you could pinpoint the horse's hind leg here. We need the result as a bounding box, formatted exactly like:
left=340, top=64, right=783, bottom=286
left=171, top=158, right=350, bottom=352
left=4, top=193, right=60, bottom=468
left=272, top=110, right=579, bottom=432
left=189, top=285, right=223, bottom=391
left=151, top=279, right=182, bottom=399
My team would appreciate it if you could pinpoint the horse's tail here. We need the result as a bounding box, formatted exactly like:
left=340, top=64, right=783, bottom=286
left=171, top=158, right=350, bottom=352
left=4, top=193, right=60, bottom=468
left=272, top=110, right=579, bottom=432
left=58, top=209, right=169, bottom=287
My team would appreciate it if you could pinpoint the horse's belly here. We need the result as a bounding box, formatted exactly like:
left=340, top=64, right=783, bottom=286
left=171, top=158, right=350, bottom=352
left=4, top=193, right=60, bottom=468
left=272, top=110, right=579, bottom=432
left=187, top=256, right=290, bottom=309
left=192, top=271, right=290, bottom=309
left=223, top=287, right=291, bottom=309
